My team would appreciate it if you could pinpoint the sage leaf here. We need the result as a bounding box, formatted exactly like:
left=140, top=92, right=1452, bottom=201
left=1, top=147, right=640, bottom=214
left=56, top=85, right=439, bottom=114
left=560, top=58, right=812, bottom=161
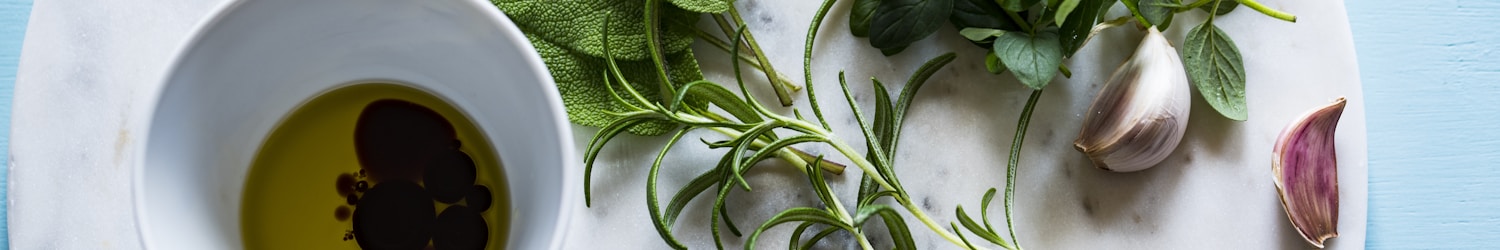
left=1058, top=0, right=1109, bottom=56
left=1183, top=21, right=1248, bottom=120
left=1002, top=0, right=1040, bottom=12
left=1200, top=0, right=1239, bottom=15
left=495, top=0, right=700, bottom=60
left=666, top=0, right=730, bottom=13
left=850, top=0, right=881, bottom=37
left=527, top=33, right=705, bottom=135
left=868, top=0, right=954, bottom=51
left=993, top=29, right=1064, bottom=89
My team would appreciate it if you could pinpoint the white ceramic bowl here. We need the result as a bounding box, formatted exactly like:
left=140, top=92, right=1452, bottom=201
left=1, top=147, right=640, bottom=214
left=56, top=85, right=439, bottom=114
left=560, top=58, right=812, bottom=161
left=132, top=0, right=577, bottom=249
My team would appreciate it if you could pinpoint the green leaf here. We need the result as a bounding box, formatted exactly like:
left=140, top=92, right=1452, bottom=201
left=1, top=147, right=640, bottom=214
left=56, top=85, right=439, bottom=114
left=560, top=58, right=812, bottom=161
left=495, top=0, right=700, bottom=60
left=1001, top=0, right=1040, bottom=12
left=1052, top=0, right=1081, bottom=26
left=993, top=29, right=1064, bottom=89
left=1183, top=21, right=1249, bottom=120
left=1058, top=0, right=1109, bottom=56
left=985, top=51, right=1008, bottom=74
left=868, top=0, right=954, bottom=51
left=1130, top=0, right=1176, bottom=29
left=951, top=0, right=1020, bottom=33
left=880, top=45, right=909, bottom=56
left=667, top=0, right=731, bottom=13
left=850, top=0, right=881, bottom=37
left=527, top=33, right=704, bottom=135
left=959, top=28, right=1006, bottom=42
left=1199, top=0, right=1238, bottom=15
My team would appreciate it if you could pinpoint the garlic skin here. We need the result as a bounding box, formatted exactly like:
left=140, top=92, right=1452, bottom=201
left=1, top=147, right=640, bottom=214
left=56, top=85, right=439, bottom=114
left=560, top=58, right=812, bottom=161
left=1273, top=97, right=1346, bottom=249
left=1073, top=27, right=1192, bottom=172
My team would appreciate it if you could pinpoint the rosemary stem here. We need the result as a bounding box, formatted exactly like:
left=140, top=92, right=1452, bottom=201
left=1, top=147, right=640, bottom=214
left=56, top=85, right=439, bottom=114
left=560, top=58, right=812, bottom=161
left=899, top=196, right=990, bottom=250
left=1004, top=90, right=1044, bottom=250
left=704, top=126, right=845, bottom=174
left=856, top=233, right=876, bottom=250
left=692, top=29, right=802, bottom=91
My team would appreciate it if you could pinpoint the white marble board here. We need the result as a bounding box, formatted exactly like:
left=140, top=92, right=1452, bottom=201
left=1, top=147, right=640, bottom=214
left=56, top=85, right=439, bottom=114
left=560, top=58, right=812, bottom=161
left=560, top=0, right=1367, bottom=249
left=8, top=0, right=1364, bottom=249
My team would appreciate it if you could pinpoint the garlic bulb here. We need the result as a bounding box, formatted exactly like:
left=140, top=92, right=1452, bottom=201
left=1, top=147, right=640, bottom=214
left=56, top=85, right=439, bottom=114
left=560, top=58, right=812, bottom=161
left=1073, top=27, right=1192, bottom=172
left=1273, top=97, right=1346, bottom=248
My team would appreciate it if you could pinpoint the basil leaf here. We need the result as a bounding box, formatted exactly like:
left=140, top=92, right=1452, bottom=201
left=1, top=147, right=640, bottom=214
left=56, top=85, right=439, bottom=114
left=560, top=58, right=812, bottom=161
left=880, top=45, right=910, bottom=56
left=993, top=29, right=1063, bottom=89
left=1183, top=21, right=1248, bottom=120
left=666, top=0, right=730, bottom=13
left=1199, top=0, right=1239, bottom=16
left=1052, top=0, right=1081, bottom=26
left=985, top=51, right=1008, bottom=74
left=1057, top=0, right=1108, bottom=56
left=1128, top=0, right=1176, bottom=29
left=1002, top=0, right=1040, bottom=12
left=850, top=0, right=881, bottom=37
left=959, top=28, right=1006, bottom=42
left=868, top=0, right=955, bottom=51
left=951, top=0, right=1019, bottom=32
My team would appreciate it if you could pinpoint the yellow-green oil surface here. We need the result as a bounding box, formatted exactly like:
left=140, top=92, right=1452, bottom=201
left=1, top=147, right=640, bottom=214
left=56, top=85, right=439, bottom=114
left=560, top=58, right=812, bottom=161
left=241, top=83, right=509, bottom=249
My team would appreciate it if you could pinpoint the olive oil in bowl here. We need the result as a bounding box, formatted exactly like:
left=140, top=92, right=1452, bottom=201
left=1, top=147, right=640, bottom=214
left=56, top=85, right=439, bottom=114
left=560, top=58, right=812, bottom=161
left=241, top=83, right=509, bottom=249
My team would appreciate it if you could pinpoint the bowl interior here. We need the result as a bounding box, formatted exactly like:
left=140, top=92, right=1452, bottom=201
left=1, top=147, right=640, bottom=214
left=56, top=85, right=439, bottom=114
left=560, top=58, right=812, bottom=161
left=136, top=0, right=575, bottom=248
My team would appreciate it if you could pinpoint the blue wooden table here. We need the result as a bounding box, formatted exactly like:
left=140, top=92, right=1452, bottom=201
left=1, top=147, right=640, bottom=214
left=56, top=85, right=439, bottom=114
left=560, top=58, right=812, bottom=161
left=0, top=0, right=1493, bottom=248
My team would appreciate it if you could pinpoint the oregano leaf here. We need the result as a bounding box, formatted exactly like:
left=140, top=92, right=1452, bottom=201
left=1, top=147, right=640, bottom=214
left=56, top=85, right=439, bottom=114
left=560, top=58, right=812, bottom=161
left=1058, top=0, right=1108, bottom=56
left=868, top=0, right=954, bottom=51
left=1183, top=21, right=1249, bottom=120
left=1125, top=0, right=1175, bottom=29
left=959, top=27, right=1005, bottom=42
left=850, top=0, right=881, bottom=37
left=993, top=29, right=1064, bottom=89
left=985, top=51, right=1007, bottom=74
left=1200, top=0, right=1239, bottom=15
left=1052, top=0, right=1081, bottom=27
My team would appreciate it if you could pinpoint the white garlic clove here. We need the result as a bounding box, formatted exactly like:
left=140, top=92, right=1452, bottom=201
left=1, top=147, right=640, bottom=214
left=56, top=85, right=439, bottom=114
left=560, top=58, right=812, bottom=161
left=1073, top=27, right=1192, bottom=172
left=1273, top=97, right=1346, bottom=248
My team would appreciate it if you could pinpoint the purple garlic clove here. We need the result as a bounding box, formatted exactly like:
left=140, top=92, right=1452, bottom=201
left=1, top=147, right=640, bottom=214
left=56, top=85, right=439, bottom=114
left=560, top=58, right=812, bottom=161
left=1272, top=97, right=1346, bottom=248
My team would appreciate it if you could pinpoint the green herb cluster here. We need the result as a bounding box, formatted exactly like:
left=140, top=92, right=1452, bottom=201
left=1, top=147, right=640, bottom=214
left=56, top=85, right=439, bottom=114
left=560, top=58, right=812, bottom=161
left=850, top=0, right=1295, bottom=120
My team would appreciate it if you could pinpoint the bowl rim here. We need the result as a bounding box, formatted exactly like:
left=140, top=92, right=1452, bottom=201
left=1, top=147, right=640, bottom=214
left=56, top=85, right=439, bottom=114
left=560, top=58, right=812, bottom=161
left=129, top=0, right=579, bottom=248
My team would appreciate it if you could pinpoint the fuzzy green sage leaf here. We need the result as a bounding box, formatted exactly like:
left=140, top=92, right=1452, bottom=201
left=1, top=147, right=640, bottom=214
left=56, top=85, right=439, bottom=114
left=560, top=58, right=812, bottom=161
left=527, top=33, right=705, bottom=135
left=666, top=0, right=731, bottom=13
left=495, top=0, right=700, bottom=60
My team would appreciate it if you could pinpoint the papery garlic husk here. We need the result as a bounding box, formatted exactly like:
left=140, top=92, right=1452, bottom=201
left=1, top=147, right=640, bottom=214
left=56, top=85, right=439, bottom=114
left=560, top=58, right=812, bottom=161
left=1273, top=97, right=1347, bottom=248
left=1073, top=27, right=1192, bottom=172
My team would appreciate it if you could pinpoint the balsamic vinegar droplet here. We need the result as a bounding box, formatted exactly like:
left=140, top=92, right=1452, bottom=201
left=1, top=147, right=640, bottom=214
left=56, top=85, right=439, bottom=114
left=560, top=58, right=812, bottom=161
left=353, top=181, right=434, bottom=250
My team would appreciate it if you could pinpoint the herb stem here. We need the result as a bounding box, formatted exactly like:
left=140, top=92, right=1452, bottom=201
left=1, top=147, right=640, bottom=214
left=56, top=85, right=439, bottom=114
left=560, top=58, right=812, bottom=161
left=1233, top=0, right=1297, bottom=22
left=899, top=195, right=991, bottom=250
left=692, top=29, right=802, bottom=92
left=1004, top=10, right=1034, bottom=34
left=1004, top=89, right=1044, bottom=250
left=715, top=11, right=798, bottom=106
left=856, top=232, right=877, bottom=250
